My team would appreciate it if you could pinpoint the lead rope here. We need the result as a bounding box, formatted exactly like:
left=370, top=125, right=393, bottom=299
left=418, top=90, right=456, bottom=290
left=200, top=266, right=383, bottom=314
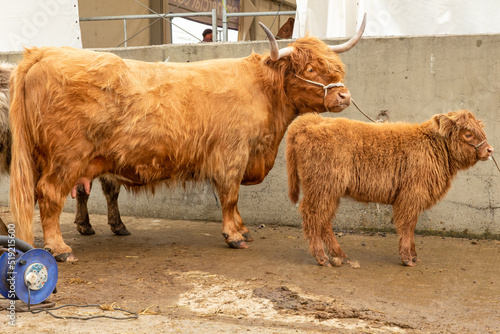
left=351, top=98, right=389, bottom=123
left=294, top=75, right=388, bottom=122
left=492, top=156, right=500, bottom=172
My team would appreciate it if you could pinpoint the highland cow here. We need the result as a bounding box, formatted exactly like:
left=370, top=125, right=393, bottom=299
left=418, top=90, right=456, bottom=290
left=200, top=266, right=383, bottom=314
left=9, top=19, right=366, bottom=261
left=286, top=111, right=494, bottom=266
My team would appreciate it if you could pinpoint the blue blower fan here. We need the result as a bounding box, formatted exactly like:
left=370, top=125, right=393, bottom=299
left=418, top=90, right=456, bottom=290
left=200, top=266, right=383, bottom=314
left=0, top=236, right=58, bottom=304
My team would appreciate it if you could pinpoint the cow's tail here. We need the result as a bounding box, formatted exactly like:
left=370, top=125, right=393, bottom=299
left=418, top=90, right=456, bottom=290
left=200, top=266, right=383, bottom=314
left=286, top=127, right=301, bottom=204
left=9, top=49, right=43, bottom=245
left=0, top=62, right=14, bottom=175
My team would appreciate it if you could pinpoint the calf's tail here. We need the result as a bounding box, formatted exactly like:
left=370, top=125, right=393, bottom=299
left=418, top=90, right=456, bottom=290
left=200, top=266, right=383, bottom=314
left=9, top=49, right=43, bottom=245
left=286, top=129, right=301, bottom=204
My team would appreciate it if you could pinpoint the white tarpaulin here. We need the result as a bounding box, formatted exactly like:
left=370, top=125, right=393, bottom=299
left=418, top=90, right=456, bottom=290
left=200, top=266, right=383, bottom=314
left=0, top=0, right=82, bottom=52
left=293, top=0, right=500, bottom=38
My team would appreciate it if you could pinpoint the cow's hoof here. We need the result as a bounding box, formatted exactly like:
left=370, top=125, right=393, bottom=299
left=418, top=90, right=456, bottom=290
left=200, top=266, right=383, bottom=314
left=76, top=224, right=96, bottom=235
left=112, top=226, right=131, bottom=236
left=242, top=232, right=254, bottom=242
left=52, top=252, right=78, bottom=262
left=227, top=240, right=249, bottom=249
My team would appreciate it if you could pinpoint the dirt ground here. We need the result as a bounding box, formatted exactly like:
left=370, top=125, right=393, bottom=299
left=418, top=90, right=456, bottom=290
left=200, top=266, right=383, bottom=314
left=1, top=207, right=499, bottom=333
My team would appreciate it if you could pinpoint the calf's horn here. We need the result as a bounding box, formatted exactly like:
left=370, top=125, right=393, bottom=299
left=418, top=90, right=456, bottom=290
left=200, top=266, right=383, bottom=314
left=260, top=13, right=367, bottom=61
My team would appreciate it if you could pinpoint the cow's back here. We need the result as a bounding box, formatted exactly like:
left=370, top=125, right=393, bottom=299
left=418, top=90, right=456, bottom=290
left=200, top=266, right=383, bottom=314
left=20, top=47, right=274, bottom=186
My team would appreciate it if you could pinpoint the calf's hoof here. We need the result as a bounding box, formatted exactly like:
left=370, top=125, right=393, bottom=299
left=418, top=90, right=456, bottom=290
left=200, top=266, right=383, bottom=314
left=76, top=223, right=96, bottom=236
left=330, top=257, right=349, bottom=267
left=402, top=260, right=416, bottom=267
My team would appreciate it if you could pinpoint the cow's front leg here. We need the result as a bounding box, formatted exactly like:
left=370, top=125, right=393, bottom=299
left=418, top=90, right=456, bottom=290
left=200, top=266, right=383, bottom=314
left=38, top=175, right=77, bottom=262
left=216, top=182, right=248, bottom=249
left=99, top=176, right=130, bottom=236
left=74, top=182, right=95, bottom=235
left=234, top=205, right=253, bottom=242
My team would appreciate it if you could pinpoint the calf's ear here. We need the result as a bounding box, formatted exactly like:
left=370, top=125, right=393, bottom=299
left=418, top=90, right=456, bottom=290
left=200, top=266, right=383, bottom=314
left=432, top=114, right=456, bottom=137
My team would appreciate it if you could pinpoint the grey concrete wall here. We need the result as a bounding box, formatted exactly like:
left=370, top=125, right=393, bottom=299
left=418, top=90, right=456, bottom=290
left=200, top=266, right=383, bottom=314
left=0, top=34, right=499, bottom=237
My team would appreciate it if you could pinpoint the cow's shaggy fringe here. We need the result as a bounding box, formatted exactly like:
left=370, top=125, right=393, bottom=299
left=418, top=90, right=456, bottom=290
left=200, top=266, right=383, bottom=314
left=286, top=111, right=493, bottom=266
left=9, top=37, right=350, bottom=257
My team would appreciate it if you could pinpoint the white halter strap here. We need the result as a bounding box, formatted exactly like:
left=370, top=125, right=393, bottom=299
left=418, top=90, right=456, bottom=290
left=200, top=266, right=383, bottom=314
left=295, top=75, right=345, bottom=99
left=472, top=139, right=487, bottom=149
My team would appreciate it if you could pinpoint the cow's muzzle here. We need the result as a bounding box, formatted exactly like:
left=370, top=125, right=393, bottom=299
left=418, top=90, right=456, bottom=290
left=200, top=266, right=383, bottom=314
left=295, top=75, right=349, bottom=112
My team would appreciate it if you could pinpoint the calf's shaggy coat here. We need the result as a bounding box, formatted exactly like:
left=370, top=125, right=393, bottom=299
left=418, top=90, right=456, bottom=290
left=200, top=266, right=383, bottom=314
left=286, top=111, right=494, bottom=266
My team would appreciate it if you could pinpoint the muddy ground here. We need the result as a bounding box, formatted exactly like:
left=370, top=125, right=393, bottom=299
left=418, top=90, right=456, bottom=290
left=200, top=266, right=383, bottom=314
left=1, top=207, right=499, bottom=333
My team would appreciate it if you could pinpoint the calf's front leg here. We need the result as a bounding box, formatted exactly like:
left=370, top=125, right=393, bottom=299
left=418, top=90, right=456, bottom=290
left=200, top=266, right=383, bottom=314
left=393, top=205, right=419, bottom=266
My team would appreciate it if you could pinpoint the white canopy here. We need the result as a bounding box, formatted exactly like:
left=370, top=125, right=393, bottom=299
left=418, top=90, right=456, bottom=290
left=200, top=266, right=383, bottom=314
left=0, top=0, right=82, bottom=52
left=293, top=0, right=500, bottom=38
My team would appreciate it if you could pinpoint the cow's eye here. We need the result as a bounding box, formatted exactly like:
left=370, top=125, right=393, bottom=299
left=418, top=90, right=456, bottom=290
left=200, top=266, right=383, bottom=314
left=464, top=132, right=473, bottom=140
left=307, top=67, right=314, bottom=73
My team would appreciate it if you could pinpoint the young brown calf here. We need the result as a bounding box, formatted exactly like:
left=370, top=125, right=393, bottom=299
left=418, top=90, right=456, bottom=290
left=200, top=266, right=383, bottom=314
left=286, top=110, right=494, bottom=266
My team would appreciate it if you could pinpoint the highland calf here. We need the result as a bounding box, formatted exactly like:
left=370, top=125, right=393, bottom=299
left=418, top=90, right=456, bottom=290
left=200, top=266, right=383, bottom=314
left=286, top=111, right=494, bottom=266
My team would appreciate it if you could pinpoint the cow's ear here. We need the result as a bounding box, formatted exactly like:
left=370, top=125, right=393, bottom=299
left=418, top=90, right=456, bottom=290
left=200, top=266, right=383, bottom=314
left=433, top=114, right=456, bottom=137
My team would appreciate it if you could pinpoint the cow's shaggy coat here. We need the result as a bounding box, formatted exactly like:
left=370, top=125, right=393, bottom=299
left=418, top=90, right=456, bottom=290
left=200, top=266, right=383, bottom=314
left=0, top=63, right=129, bottom=237
left=286, top=111, right=494, bottom=266
left=10, top=34, right=356, bottom=260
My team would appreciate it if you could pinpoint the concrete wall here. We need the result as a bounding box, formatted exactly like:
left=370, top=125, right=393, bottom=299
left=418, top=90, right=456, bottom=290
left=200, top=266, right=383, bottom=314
left=0, top=33, right=499, bottom=237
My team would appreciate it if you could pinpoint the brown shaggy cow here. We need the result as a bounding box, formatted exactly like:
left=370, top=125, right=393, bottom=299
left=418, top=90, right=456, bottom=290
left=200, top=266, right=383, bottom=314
left=9, top=20, right=366, bottom=261
left=0, top=62, right=130, bottom=237
left=286, top=111, right=494, bottom=267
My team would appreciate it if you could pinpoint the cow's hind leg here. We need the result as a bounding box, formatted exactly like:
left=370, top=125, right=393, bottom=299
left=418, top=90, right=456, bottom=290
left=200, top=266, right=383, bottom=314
left=74, top=182, right=95, bottom=235
left=100, top=176, right=130, bottom=236
left=37, top=175, right=77, bottom=262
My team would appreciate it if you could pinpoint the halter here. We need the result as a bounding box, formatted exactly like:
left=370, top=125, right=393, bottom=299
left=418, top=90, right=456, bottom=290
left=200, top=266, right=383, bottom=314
left=295, top=75, right=345, bottom=112
left=471, top=139, right=487, bottom=149
left=463, top=139, right=487, bottom=150
left=295, top=75, right=345, bottom=98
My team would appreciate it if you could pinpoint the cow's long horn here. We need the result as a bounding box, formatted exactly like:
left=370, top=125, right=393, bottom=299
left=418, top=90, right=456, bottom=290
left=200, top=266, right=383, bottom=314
left=329, top=13, right=367, bottom=53
left=259, top=22, right=294, bottom=61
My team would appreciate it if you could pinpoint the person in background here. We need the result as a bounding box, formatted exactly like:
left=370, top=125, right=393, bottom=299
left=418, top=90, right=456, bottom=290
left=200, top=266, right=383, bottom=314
left=202, top=29, right=213, bottom=42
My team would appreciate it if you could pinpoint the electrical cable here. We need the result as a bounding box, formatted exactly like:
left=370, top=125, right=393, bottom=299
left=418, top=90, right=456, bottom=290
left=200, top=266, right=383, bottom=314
left=1, top=297, right=138, bottom=320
